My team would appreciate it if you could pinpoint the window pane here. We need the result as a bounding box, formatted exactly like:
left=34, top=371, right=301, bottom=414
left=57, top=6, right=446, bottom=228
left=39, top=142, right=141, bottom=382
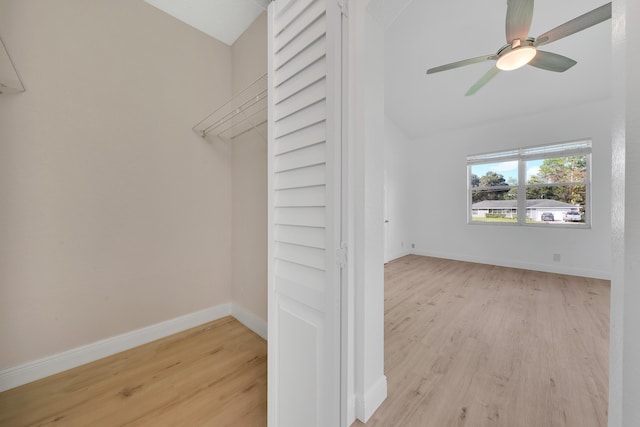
left=471, top=161, right=518, bottom=188
left=471, top=191, right=518, bottom=223
left=471, top=187, right=516, bottom=203
left=525, top=185, right=586, bottom=224
left=467, top=142, right=590, bottom=227
left=526, top=156, right=587, bottom=184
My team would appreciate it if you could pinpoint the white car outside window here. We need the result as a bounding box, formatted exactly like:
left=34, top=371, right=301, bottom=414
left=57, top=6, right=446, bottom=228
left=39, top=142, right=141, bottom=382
left=563, top=211, right=582, bottom=222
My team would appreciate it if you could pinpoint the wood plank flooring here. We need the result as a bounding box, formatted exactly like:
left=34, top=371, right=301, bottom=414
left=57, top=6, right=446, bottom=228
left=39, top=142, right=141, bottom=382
left=0, top=316, right=267, bottom=427
left=1, top=256, right=609, bottom=427
left=354, top=255, right=609, bottom=427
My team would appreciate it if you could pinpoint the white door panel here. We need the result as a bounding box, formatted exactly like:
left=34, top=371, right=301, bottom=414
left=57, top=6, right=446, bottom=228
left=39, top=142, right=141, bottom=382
left=274, top=37, right=326, bottom=86
left=275, top=185, right=327, bottom=208
left=275, top=163, right=326, bottom=190
left=274, top=58, right=327, bottom=104
left=275, top=142, right=326, bottom=173
left=274, top=121, right=326, bottom=155
left=268, top=0, right=343, bottom=425
left=274, top=0, right=316, bottom=35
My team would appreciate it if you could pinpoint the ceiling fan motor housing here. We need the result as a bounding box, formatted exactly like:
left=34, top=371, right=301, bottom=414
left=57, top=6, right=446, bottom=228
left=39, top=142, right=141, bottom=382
left=496, top=38, right=537, bottom=70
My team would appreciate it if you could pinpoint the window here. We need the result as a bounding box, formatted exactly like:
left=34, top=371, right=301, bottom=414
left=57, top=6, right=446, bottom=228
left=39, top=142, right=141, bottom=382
left=468, top=140, right=591, bottom=227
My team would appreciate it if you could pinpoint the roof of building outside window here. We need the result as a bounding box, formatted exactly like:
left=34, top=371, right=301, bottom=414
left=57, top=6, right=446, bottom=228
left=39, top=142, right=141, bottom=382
left=472, top=199, right=578, bottom=209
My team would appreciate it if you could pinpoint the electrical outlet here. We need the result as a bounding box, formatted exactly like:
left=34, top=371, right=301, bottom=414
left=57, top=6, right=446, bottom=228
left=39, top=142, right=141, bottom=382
left=411, top=243, right=415, bottom=249
left=553, top=253, right=561, bottom=262
left=401, top=241, right=404, bottom=247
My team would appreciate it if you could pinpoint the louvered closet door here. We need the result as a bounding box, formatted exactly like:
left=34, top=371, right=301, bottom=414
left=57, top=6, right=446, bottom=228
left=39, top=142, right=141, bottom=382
left=267, top=0, right=343, bottom=426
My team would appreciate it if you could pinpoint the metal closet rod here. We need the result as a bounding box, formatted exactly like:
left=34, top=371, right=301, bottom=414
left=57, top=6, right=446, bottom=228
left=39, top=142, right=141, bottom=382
left=210, top=103, right=268, bottom=139
left=202, top=89, right=267, bottom=136
left=193, top=73, right=268, bottom=139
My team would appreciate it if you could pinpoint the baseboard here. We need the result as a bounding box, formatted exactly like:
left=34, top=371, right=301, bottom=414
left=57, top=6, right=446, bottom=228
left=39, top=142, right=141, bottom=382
left=356, top=374, right=387, bottom=423
left=412, top=249, right=611, bottom=280
left=231, top=303, right=268, bottom=340
left=346, top=393, right=357, bottom=426
left=385, top=249, right=412, bottom=264
left=0, top=303, right=232, bottom=392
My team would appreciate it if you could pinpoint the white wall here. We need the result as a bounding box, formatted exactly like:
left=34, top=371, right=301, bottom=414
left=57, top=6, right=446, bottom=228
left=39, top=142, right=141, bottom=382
left=0, top=0, right=233, bottom=370
left=230, top=13, right=268, bottom=327
left=610, top=0, right=640, bottom=425
left=349, top=2, right=387, bottom=422
left=383, top=116, right=412, bottom=262
left=404, top=98, right=612, bottom=280
left=621, top=0, right=640, bottom=421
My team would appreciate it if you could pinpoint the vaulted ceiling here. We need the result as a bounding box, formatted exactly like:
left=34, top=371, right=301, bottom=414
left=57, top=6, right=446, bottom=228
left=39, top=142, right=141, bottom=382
left=140, top=0, right=612, bottom=140
left=144, top=0, right=268, bottom=45
left=384, top=0, right=612, bottom=138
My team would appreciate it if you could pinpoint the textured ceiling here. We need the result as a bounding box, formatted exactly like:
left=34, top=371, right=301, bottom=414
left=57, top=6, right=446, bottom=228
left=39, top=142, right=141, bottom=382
left=384, top=0, right=612, bottom=138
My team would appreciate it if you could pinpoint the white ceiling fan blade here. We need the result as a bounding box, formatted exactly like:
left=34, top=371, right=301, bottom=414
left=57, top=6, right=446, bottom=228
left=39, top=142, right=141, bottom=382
left=535, top=2, right=612, bottom=47
left=528, top=51, right=577, bottom=72
left=426, top=54, right=497, bottom=75
left=506, top=0, right=534, bottom=43
left=465, top=66, right=501, bottom=96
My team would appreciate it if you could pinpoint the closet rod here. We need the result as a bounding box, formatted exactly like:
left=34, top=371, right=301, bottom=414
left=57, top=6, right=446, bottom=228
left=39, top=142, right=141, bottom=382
left=210, top=104, right=268, bottom=138
left=201, top=89, right=267, bottom=136
left=193, top=73, right=268, bottom=140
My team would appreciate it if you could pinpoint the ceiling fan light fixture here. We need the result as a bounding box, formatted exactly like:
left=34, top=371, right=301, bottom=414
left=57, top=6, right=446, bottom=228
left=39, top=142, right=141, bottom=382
left=496, top=46, right=537, bottom=71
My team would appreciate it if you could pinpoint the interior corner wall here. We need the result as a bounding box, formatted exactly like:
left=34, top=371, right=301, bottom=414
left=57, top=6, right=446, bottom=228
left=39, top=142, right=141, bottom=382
left=406, top=98, right=612, bottom=280
left=384, top=115, right=412, bottom=262
left=230, top=12, right=268, bottom=325
left=0, top=0, right=234, bottom=370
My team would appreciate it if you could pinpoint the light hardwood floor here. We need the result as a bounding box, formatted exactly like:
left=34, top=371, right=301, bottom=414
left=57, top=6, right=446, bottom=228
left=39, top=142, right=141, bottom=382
left=0, top=316, right=267, bottom=427
left=1, top=257, right=609, bottom=427
left=354, top=255, right=609, bottom=427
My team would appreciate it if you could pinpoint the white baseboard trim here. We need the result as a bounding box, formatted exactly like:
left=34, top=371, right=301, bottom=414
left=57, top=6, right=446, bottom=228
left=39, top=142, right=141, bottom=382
left=346, top=393, right=357, bottom=426
left=356, top=374, right=387, bottom=423
left=0, top=303, right=269, bottom=393
left=385, top=249, right=412, bottom=264
left=412, top=249, right=611, bottom=280
left=0, top=303, right=232, bottom=393
left=231, top=303, right=268, bottom=340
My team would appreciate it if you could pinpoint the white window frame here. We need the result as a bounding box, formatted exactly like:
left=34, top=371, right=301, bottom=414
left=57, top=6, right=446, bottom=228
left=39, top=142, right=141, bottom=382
left=467, top=139, right=592, bottom=228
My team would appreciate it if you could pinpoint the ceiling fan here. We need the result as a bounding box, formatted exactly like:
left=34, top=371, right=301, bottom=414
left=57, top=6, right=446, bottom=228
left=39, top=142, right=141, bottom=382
left=426, top=0, right=612, bottom=96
